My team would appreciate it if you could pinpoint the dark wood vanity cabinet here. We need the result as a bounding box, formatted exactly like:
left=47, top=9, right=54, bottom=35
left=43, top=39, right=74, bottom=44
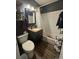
left=28, top=28, right=43, bottom=43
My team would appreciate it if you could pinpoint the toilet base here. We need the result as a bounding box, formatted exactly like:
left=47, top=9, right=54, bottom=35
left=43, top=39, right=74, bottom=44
left=25, top=51, right=34, bottom=59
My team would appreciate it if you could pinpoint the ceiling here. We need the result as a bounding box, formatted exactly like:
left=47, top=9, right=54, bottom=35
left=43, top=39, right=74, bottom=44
left=16, top=0, right=40, bottom=8
left=35, top=0, right=58, bottom=6
left=16, top=0, right=59, bottom=9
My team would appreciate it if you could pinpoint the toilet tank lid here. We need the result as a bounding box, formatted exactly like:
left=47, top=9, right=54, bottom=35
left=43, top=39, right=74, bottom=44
left=17, top=33, right=28, bottom=39
left=22, top=40, right=35, bottom=51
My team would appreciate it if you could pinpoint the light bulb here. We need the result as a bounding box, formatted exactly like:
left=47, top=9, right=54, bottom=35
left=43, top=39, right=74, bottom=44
left=31, top=7, right=34, bottom=11
left=26, top=4, right=30, bottom=9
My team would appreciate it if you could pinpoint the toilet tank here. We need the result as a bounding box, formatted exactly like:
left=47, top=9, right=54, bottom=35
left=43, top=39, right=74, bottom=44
left=17, top=33, right=28, bottom=44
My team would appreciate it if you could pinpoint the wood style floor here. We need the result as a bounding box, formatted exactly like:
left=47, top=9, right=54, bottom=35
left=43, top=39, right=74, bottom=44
left=33, top=40, right=59, bottom=59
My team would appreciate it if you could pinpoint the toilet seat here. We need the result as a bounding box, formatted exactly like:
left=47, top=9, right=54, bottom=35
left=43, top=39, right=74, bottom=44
left=22, top=40, right=35, bottom=52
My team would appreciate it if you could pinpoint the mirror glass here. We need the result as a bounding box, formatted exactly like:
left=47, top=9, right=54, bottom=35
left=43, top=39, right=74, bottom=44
left=28, top=11, right=36, bottom=24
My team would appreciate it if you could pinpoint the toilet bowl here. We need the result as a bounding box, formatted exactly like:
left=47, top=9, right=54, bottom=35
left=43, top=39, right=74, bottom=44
left=17, top=33, right=35, bottom=59
left=22, top=40, right=35, bottom=59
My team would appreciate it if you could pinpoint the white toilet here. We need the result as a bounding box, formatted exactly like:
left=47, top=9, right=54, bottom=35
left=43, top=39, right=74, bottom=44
left=17, top=33, right=35, bottom=59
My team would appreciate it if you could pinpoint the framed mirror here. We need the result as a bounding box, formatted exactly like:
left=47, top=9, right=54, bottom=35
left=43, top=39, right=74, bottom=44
left=28, top=11, right=36, bottom=24
left=25, top=8, right=36, bottom=28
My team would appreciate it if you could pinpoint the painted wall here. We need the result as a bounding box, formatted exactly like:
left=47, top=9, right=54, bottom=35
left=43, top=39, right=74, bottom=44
left=36, top=8, right=42, bottom=28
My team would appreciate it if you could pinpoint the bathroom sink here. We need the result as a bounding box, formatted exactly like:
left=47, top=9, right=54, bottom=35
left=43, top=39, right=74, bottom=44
left=28, top=28, right=42, bottom=32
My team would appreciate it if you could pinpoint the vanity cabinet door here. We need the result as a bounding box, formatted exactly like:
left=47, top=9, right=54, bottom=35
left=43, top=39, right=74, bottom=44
left=28, top=29, right=43, bottom=43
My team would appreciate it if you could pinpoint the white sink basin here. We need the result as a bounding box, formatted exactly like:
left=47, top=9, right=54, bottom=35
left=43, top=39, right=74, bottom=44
left=28, top=28, right=42, bottom=32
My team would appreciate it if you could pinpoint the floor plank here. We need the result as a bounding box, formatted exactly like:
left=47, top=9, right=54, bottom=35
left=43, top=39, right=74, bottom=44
left=33, top=40, right=59, bottom=59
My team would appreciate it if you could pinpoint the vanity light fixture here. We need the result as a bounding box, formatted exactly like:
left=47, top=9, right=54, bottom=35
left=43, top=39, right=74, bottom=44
left=25, top=4, right=35, bottom=11
left=31, top=7, right=35, bottom=11
left=26, top=4, right=31, bottom=10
